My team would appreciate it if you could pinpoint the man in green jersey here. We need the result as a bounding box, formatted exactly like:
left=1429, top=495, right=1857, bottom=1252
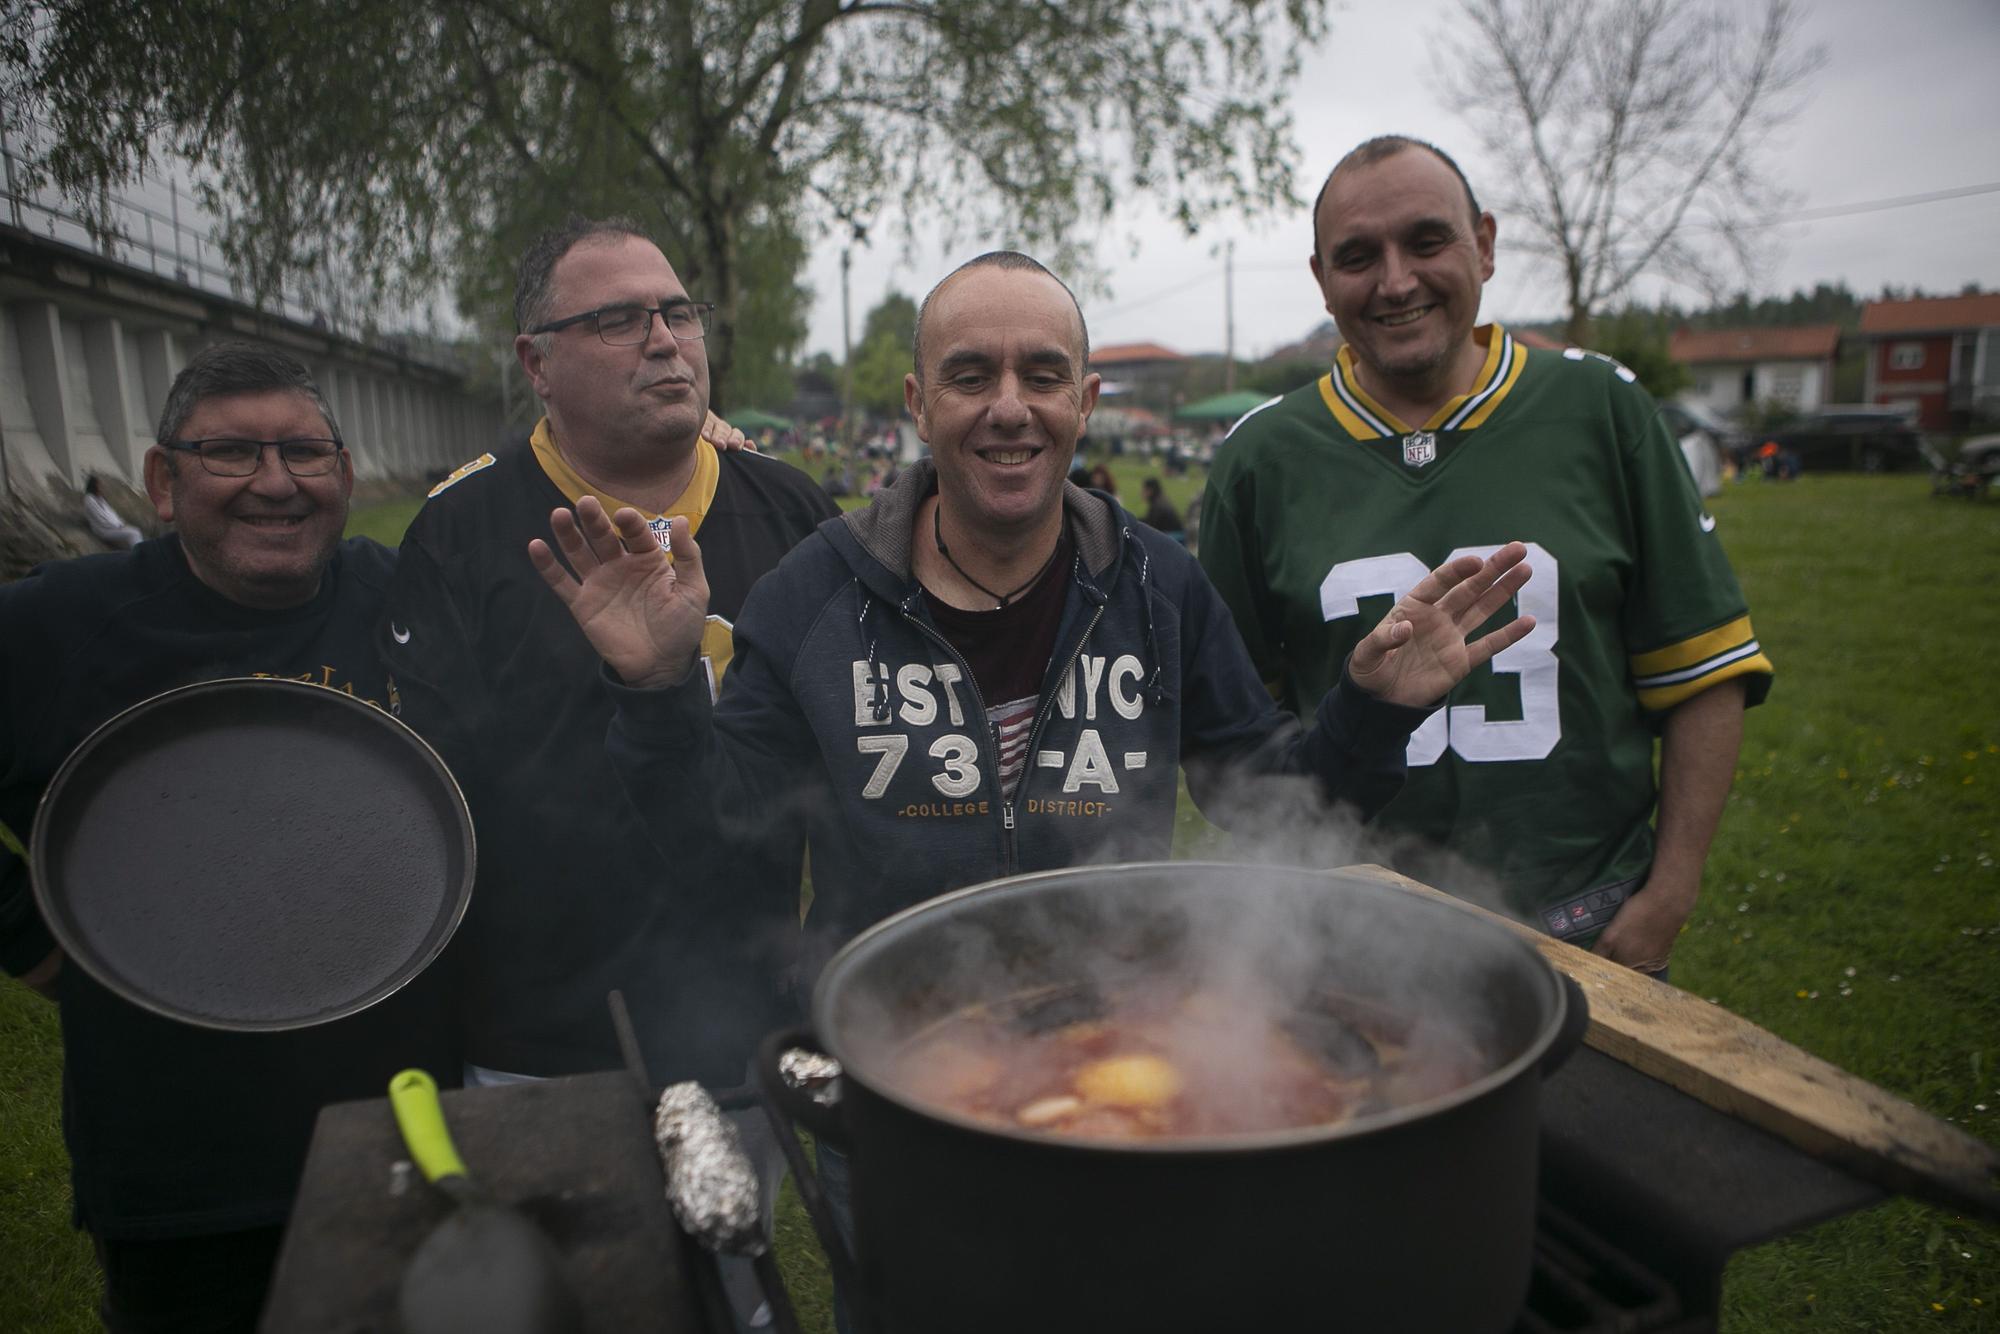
left=1201, top=136, right=1772, bottom=975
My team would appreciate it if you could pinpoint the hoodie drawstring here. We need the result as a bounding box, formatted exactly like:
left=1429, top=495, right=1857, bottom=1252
left=858, top=595, right=892, bottom=722
left=1119, top=524, right=1172, bottom=707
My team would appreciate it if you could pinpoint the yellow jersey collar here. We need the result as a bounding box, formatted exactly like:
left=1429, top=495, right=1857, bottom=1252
left=1319, top=324, right=1523, bottom=439
left=529, top=416, right=721, bottom=542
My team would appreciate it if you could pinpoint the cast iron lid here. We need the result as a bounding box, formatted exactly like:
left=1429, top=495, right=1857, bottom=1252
left=30, top=677, right=474, bottom=1031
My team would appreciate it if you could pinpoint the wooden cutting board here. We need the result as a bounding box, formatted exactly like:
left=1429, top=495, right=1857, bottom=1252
left=1341, top=862, right=2000, bottom=1224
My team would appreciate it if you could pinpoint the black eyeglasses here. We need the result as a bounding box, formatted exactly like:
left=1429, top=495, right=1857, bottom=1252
left=528, top=301, right=714, bottom=346
left=163, top=438, right=345, bottom=478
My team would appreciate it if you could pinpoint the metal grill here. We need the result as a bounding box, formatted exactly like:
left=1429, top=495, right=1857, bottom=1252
left=1515, top=1203, right=1682, bottom=1334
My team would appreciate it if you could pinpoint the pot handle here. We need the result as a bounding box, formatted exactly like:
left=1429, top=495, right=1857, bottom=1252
left=755, top=1026, right=864, bottom=1311
left=1539, top=974, right=1592, bottom=1077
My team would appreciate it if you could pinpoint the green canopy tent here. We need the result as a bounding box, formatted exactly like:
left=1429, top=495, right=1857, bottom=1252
left=1174, top=390, right=1272, bottom=424
left=725, top=407, right=795, bottom=433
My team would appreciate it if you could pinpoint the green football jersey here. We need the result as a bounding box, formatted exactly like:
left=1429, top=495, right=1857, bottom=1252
left=1200, top=325, right=1773, bottom=938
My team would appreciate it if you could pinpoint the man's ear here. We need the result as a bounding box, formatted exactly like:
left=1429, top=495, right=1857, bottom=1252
left=516, top=333, right=551, bottom=399
left=904, top=372, right=928, bottom=441
left=1476, top=211, right=1497, bottom=283
left=143, top=447, right=176, bottom=524
left=1310, top=252, right=1335, bottom=319
left=1078, top=372, right=1102, bottom=425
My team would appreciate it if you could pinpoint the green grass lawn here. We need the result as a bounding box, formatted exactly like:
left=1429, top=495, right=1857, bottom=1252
left=1675, top=475, right=2000, bottom=1331
left=3, top=470, right=1995, bottom=1331
left=340, top=494, right=430, bottom=546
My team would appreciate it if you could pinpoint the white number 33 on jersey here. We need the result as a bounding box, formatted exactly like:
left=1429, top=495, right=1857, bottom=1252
left=1321, top=544, right=1560, bottom=765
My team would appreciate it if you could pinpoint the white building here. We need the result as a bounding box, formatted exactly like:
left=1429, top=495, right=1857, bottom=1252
left=1670, top=325, right=1841, bottom=420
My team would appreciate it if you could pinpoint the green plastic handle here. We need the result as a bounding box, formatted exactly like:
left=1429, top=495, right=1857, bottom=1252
left=388, top=1068, right=468, bottom=1184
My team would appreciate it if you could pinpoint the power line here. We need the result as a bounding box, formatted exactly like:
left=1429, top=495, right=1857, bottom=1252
left=1096, top=180, right=2000, bottom=324
left=1700, top=180, right=2000, bottom=229
left=1093, top=259, right=1304, bottom=321
left=1094, top=270, right=1218, bottom=319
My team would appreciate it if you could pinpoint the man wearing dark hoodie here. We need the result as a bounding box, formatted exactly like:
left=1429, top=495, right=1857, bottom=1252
left=535, top=249, right=1535, bottom=1321
left=532, top=248, right=1536, bottom=990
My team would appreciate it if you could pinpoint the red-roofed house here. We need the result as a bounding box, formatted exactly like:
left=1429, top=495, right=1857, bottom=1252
left=1086, top=404, right=1170, bottom=442
left=1669, top=325, right=1841, bottom=419
left=1091, top=341, right=1184, bottom=365
left=1089, top=341, right=1189, bottom=419
left=1857, top=293, right=2000, bottom=430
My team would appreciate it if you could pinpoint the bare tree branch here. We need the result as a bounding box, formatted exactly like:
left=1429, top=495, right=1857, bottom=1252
left=1438, top=0, right=1823, bottom=341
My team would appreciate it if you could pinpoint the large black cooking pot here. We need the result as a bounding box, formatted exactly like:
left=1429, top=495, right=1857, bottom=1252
left=759, top=862, right=1588, bottom=1334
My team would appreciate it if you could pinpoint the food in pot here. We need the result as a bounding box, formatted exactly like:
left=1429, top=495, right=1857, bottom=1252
left=1073, top=1054, right=1182, bottom=1109
left=884, top=982, right=1482, bottom=1141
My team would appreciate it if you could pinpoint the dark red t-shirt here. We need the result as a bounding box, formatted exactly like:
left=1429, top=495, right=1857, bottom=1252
left=923, top=528, right=1074, bottom=799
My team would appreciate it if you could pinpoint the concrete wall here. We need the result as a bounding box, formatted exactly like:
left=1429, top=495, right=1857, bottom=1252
left=0, top=227, right=501, bottom=500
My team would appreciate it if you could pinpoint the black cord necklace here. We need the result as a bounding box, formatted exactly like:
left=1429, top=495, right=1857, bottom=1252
left=932, top=504, right=1061, bottom=609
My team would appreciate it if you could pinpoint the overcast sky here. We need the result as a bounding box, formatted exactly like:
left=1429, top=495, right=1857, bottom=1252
left=803, top=0, right=2000, bottom=361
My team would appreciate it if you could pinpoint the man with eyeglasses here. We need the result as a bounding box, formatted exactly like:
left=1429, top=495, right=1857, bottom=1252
left=381, top=215, right=834, bottom=1329
left=535, top=250, right=1534, bottom=1328
left=0, top=341, right=457, bottom=1330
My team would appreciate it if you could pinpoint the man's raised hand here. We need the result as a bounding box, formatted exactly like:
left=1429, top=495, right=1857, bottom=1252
left=1349, top=542, right=1536, bottom=708
left=528, top=495, right=711, bottom=689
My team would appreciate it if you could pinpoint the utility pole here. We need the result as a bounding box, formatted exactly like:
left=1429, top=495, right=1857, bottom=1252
left=840, top=246, right=854, bottom=451
left=1224, top=238, right=1236, bottom=393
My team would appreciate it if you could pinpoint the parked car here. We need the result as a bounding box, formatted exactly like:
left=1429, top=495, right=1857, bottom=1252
left=1754, top=406, right=1938, bottom=475
left=1659, top=400, right=1743, bottom=496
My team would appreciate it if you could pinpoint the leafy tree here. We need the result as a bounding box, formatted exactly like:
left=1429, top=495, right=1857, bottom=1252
left=1687, top=281, right=1863, bottom=332
left=1589, top=306, right=1688, bottom=400
left=1830, top=348, right=1865, bottom=404
left=849, top=292, right=917, bottom=418
left=1242, top=358, right=1327, bottom=397
left=858, top=293, right=917, bottom=354
left=5, top=0, right=1330, bottom=406
left=1437, top=0, right=1823, bottom=343
left=1175, top=356, right=1239, bottom=404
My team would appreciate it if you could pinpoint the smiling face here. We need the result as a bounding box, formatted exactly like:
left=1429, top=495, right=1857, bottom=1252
left=517, top=234, right=710, bottom=460
left=1311, top=147, right=1496, bottom=409
left=905, top=266, right=1100, bottom=541
left=144, top=389, right=352, bottom=609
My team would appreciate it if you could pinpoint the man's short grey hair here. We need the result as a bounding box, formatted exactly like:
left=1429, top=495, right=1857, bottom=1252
left=514, top=215, right=653, bottom=353
left=1310, top=135, right=1484, bottom=263
left=156, top=342, right=340, bottom=448
left=912, top=251, right=1091, bottom=382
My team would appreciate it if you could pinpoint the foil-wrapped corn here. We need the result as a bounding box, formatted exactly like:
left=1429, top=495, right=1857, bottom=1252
left=652, top=1081, right=763, bottom=1256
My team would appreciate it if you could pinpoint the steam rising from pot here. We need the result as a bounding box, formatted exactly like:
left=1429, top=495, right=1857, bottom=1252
left=820, top=858, right=1549, bottom=1144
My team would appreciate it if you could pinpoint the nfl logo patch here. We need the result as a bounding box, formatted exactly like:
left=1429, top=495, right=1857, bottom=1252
left=1401, top=431, right=1437, bottom=468
left=647, top=516, right=674, bottom=551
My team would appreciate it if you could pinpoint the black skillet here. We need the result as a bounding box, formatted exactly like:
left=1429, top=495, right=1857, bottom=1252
left=29, top=677, right=474, bottom=1030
